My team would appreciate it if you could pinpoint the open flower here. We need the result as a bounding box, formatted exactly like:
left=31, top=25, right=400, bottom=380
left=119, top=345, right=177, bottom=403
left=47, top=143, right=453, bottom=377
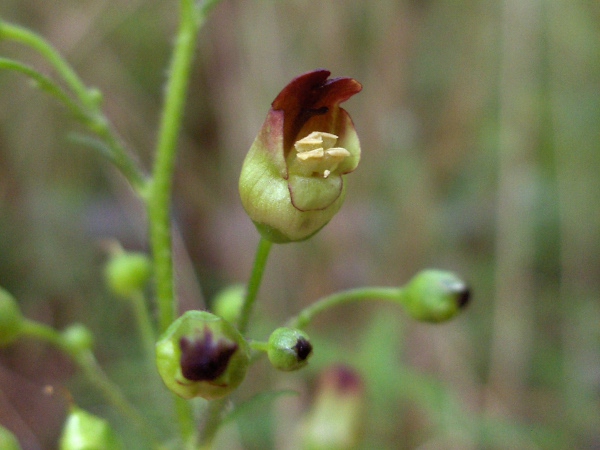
left=155, top=311, right=250, bottom=400
left=239, top=70, right=362, bottom=243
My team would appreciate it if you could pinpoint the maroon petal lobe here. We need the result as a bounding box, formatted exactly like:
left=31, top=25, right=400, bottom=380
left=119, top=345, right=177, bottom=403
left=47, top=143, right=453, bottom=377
left=271, top=70, right=362, bottom=155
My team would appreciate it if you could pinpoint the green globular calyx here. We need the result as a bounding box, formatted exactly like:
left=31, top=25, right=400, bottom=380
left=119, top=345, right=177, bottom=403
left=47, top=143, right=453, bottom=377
left=239, top=70, right=362, bottom=243
left=155, top=310, right=249, bottom=400
left=402, top=270, right=471, bottom=323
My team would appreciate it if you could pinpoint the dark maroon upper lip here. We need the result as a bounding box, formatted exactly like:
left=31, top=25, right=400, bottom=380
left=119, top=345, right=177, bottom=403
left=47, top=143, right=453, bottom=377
left=271, top=69, right=362, bottom=154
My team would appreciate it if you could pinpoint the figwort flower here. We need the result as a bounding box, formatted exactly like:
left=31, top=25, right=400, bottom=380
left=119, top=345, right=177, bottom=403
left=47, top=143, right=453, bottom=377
left=155, top=311, right=249, bottom=400
left=239, top=70, right=362, bottom=243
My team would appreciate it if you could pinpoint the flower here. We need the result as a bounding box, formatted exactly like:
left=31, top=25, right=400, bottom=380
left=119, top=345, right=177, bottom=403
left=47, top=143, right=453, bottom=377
left=239, top=69, right=362, bottom=243
left=155, top=311, right=250, bottom=400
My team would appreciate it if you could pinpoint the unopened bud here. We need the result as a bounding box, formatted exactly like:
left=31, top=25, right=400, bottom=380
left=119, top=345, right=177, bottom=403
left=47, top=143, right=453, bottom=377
left=267, top=327, right=313, bottom=371
left=104, top=251, right=152, bottom=298
left=402, top=269, right=470, bottom=323
left=61, top=324, right=94, bottom=355
left=211, top=284, right=245, bottom=325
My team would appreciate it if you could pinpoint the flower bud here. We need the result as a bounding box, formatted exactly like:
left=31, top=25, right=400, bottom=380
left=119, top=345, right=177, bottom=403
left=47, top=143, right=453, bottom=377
left=0, top=425, right=21, bottom=450
left=267, top=327, right=313, bottom=371
left=239, top=70, right=362, bottom=243
left=155, top=310, right=250, bottom=400
left=402, top=269, right=470, bottom=323
left=61, top=323, right=94, bottom=355
left=59, top=406, right=123, bottom=450
left=104, top=251, right=152, bottom=297
left=0, top=287, right=24, bottom=346
left=300, top=365, right=365, bottom=450
left=211, top=284, right=245, bottom=325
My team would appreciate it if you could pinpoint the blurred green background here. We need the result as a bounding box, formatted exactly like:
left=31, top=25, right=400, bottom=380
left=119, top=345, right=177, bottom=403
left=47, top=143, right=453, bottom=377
left=1, top=0, right=599, bottom=449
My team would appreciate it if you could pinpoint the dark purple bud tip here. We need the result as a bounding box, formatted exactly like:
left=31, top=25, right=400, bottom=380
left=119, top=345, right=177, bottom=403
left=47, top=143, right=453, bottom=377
left=179, top=329, right=238, bottom=382
left=457, top=286, right=471, bottom=309
left=294, top=337, right=313, bottom=361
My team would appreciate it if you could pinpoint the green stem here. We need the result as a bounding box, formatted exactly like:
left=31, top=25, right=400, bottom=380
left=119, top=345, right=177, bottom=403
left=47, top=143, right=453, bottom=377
left=199, top=398, right=227, bottom=448
left=237, top=237, right=273, bottom=334
left=0, top=21, right=92, bottom=107
left=287, top=287, right=405, bottom=330
left=130, top=291, right=157, bottom=361
left=19, top=320, right=158, bottom=441
left=0, top=23, right=147, bottom=193
left=148, top=0, right=200, bottom=336
left=199, top=237, right=273, bottom=447
left=174, top=397, right=197, bottom=450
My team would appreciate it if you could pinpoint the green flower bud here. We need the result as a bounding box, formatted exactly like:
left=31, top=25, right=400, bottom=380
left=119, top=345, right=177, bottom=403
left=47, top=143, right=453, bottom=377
left=59, top=406, right=123, bottom=450
left=0, top=287, right=24, bottom=346
left=403, top=269, right=470, bottom=323
left=211, top=284, right=245, bottom=325
left=239, top=70, right=362, bottom=243
left=300, top=365, right=365, bottom=450
left=267, top=327, right=313, bottom=371
left=104, top=251, right=152, bottom=297
left=155, top=310, right=250, bottom=400
left=0, top=425, right=21, bottom=450
left=61, top=323, right=94, bottom=355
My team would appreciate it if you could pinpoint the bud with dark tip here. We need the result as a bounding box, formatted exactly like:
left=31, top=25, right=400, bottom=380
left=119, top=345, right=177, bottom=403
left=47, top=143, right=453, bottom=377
left=155, top=310, right=250, bottom=400
left=402, top=269, right=470, bottom=323
left=267, top=327, right=313, bottom=371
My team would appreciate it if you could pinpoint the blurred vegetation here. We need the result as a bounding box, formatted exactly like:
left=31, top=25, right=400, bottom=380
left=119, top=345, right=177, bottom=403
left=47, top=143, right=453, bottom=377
left=1, top=0, right=599, bottom=449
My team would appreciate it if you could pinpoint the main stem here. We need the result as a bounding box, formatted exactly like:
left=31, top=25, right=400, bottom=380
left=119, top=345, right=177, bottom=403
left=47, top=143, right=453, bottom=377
left=148, top=0, right=199, bottom=335
left=147, top=0, right=200, bottom=446
left=238, top=237, right=273, bottom=334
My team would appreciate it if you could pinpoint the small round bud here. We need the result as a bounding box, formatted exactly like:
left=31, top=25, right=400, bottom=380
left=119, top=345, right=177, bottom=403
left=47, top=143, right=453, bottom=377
left=0, top=425, right=21, bottom=450
left=211, top=284, right=245, bottom=324
left=403, top=269, right=470, bottom=323
left=0, top=287, right=24, bottom=346
left=155, top=310, right=250, bottom=400
left=61, top=324, right=94, bottom=355
left=104, top=251, right=152, bottom=297
left=267, top=327, right=313, bottom=371
left=59, top=406, right=123, bottom=450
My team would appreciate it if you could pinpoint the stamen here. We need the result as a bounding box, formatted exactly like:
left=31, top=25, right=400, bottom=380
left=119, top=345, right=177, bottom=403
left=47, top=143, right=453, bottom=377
left=292, top=132, right=350, bottom=178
